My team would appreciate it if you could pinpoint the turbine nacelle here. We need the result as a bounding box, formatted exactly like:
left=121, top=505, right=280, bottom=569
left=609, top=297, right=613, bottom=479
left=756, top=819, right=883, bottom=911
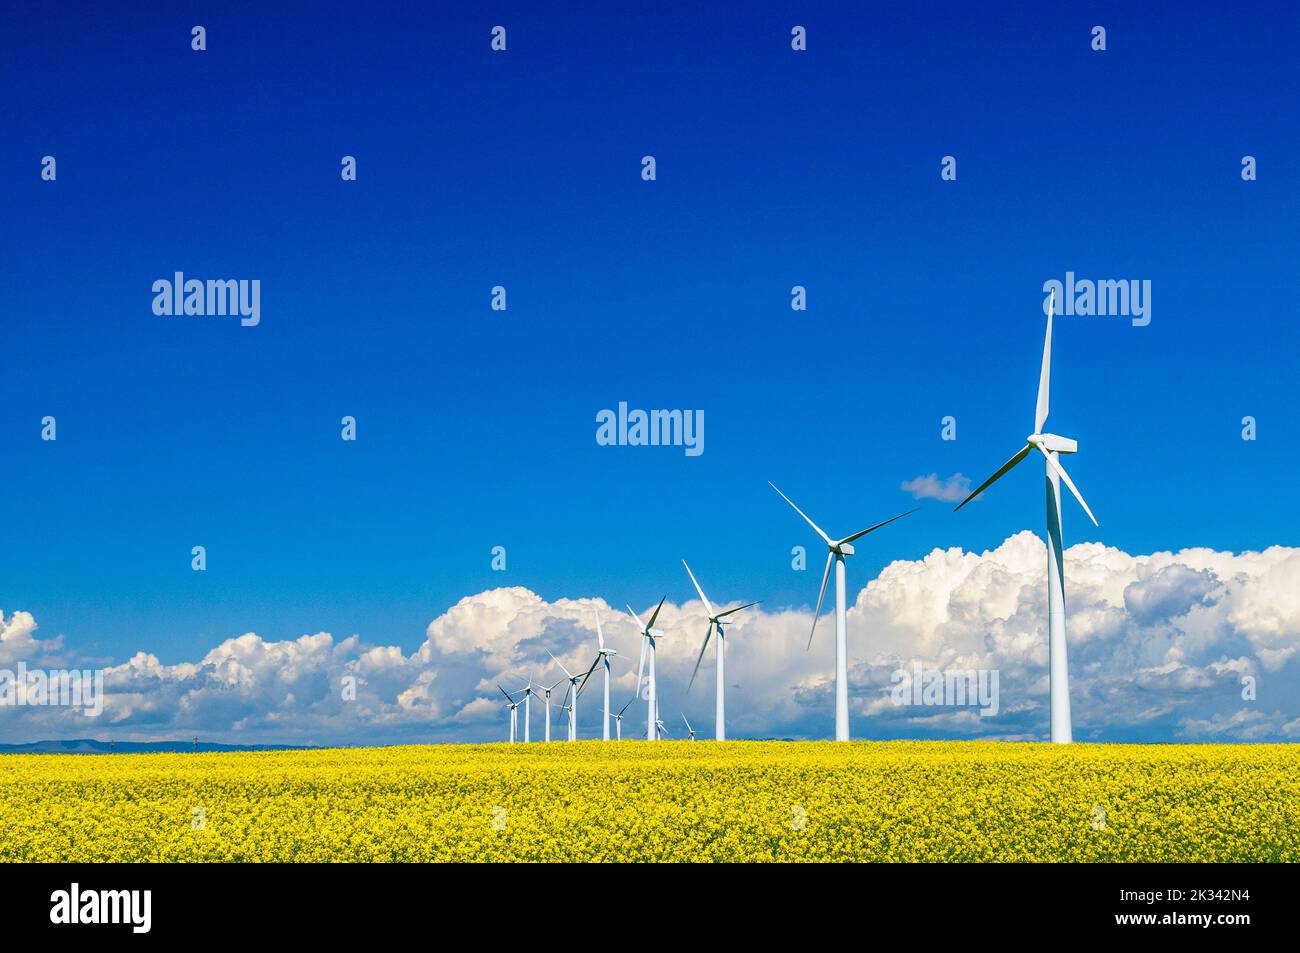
left=831, top=541, right=855, bottom=556
left=1028, top=433, right=1078, bottom=454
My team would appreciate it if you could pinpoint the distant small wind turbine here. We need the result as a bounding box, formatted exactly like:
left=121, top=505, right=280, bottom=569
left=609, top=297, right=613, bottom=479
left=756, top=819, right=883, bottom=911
left=517, top=677, right=541, bottom=743
left=627, top=598, right=667, bottom=741
left=549, top=651, right=585, bottom=741
left=577, top=608, right=618, bottom=741
left=497, top=684, right=522, bottom=743
left=682, top=560, right=757, bottom=741
left=681, top=713, right=697, bottom=741
left=536, top=677, right=564, bottom=742
left=610, top=698, right=635, bottom=740
left=953, top=289, right=1097, bottom=744
left=557, top=692, right=573, bottom=740
left=770, top=482, right=914, bottom=742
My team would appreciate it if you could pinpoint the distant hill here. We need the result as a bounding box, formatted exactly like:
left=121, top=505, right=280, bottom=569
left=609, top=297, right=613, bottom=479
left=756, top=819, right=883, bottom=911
left=0, top=739, right=315, bottom=754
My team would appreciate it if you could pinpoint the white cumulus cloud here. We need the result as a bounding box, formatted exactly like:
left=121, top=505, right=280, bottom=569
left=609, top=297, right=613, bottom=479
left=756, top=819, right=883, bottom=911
left=3, top=532, right=1300, bottom=745
left=900, top=472, right=972, bottom=502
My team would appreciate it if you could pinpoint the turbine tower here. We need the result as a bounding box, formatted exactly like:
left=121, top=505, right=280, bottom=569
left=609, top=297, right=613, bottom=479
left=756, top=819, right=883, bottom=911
left=682, top=560, right=757, bottom=741
left=770, top=482, right=914, bottom=741
left=627, top=598, right=667, bottom=741
left=954, top=289, right=1097, bottom=743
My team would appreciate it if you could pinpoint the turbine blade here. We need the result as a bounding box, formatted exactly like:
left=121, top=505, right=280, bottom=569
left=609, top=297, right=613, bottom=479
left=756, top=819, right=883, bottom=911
left=715, top=600, right=758, bottom=619
left=635, top=636, right=647, bottom=699
left=1037, top=446, right=1099, bottom=527
left=687, top=623, right=713, bottom=692
left=1035, top=288, right=1055, bottom=433
left=681, top=560, right=715, bottom=619
left=577, top=655, right=601, bottom=695
left=618, top=698, right=635, bottom=717
left=594, top=607, right=605, bottom=652
left=625, top=604, right=646, bottom=632
left=547, top=650, right=574, bottom=680
left=769, top=482, right=833, bottom=545
left=807, top=552, right=834, bottom=651
left=497, top=684, right=514, bottom=702
left=645, top=596, right=667, bottom=632
left=953, top=444, right=1032, bottom=512
left=839, top=509, right=918, bottom=546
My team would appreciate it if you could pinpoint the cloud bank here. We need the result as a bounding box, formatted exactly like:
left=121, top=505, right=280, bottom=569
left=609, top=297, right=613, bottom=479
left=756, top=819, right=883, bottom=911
left=4, top=532, right=1300, bottom=745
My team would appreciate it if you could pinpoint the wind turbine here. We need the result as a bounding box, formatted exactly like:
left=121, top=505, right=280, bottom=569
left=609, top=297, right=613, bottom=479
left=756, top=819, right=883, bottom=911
left=683, top=560, right=757, bottom=741
left=557, top=691, right=573, bottom=741
left=516, top=677, right=541, bottom=743
left=610, top=698, right=635, bottom=740
left=681, top=714, right=697, bottom=741
left=549, top=651, right=585, bottom=741
left=577, top=608, right=618, bottom=741
left=497, top=685, right=521, bottom=743
left=627, top=597, right=667, bottom=741
left=536, top=677, right=563, bottom=742
left=770, top=482, right=915, bottom=742
left=953, top=288, right=1097, bottom=744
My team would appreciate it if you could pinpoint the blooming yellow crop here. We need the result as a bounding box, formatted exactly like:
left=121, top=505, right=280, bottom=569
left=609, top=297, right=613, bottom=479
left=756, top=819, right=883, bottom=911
left=1, top=741, right=1295, bottom=862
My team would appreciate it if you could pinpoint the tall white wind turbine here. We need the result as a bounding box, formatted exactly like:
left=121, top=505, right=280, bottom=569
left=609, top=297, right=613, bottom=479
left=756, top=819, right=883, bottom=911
left=770, top=482, right=914, bottom=742
left=953, top=289, right=1097, bottom=744
left=577, top=608, right=618, bottom=741
left=682, top=560, right=757, bottom=741
left=627, top=597, right=667, bottom=741
left=549, top=651, right=585, bottom=742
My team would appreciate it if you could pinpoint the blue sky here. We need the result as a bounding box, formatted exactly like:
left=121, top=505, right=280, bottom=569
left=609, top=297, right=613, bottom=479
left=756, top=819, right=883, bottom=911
left=2, top=2, right=1298, bottom=744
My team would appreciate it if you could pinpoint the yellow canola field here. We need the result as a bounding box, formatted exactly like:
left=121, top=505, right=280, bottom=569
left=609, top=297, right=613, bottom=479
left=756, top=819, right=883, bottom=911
left=1, top=740, right=1296, bottom=862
